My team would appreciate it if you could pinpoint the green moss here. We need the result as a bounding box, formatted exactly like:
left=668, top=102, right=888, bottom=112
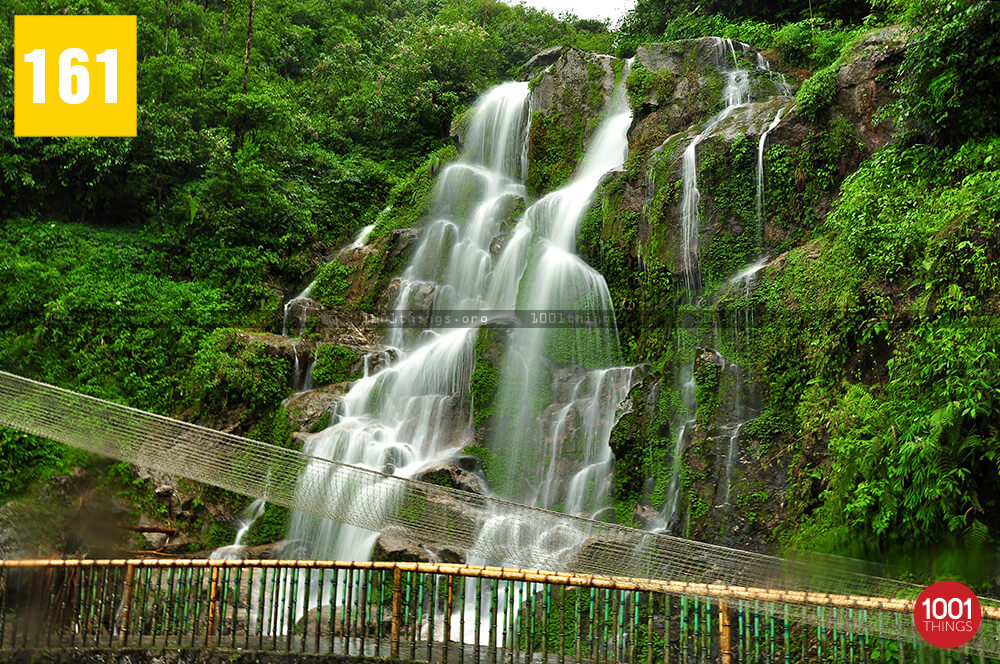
left=586, top=60, right=607, bottom=110
left=796, top=64, right=838, bottom=120
left=370, top=144, right=458, bottom=241
left=764, top=115, right=860, bottom=250
left=249, top=406, right=296, bottom=448
left=694, top=359, right=721, bottom=429
left=625, top=61, right=677, bottom=113
left=526, top=110, right=586, bottom=195
left=470, top=329, right=500, bottom=427
left=611, top=57, right=625, bottom=85
left=311, top=344, right=360, bottom=386
left=461, top=444, right=503, bottom=495
left=309, top=411, right=332, bottom=433
left=311, top=259, right=352, bottom=308
left=244, top=504, right=289, bottom=546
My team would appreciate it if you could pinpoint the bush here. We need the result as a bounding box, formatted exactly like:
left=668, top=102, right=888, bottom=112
left=187, top=329, right=290, bottom=414
left=311, top=345, right=360, bottom=386
left=885, top=0, right=1000, bottom=143
left=0, top=428, right=64, bottom=501
left=311, top=260, right=353, bottom=308
left=796, top=64, right=838, bottom=119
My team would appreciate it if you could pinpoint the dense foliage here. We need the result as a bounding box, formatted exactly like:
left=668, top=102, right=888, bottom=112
left=0, top=0, right=605, bottom=404
left=1, top=0, right=999, bottom=580
left=0, top=0, right=609, bottom=537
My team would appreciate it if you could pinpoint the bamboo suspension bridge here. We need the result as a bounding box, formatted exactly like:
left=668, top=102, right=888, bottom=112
left=2, top=370, right=999, bottom=660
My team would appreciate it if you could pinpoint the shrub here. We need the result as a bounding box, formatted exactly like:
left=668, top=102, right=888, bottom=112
left=796, top=64, right=838, bottom=119
left=311, top=345, right=359, bottom=386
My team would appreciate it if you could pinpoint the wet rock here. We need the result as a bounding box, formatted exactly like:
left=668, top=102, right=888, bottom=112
left=455, top=454, right=484, bottom=475
left=834, top=25, right=907, bottom=154
left=372, top=527, right=464, bottom=564
left=633, top=503, right=662, bottom=530
left=286, top=298, right=382, bottom=348
left=520, top=45, right=565, bottom=78
left=203, top=539, right=310, bottom=560
left=631, top=38, right=786, bottom=139
left=526, top=48, right=622, bottom=194
left=530, top=48, right=617, bottom=121
left=283, top=382, right=351, bottom=431
left=233, top=330, right=312, bottom=366
left=415, top=463, right=484, bottom=495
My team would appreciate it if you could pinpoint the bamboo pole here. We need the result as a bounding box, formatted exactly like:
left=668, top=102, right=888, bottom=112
left=119, top=563, right=136, bottom=646
left=206, top=566, right=220, bottom=641
left=719, top=602, right=732, bottom=664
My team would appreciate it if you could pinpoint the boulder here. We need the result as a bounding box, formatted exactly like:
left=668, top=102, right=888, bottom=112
left=415, top=463, right=485, bottom=495
left=372, top=527, right=463, bottom=564
left=520, top=45, right=565, bottom=78
left=833, top=25, right=907, bottom=154
left=525, top=49, right=623, bottom=194
left=283, top=381, right=351, bottom=431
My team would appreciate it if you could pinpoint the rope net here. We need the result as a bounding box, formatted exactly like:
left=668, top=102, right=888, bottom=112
left=2, top=370, right=999, bottom=654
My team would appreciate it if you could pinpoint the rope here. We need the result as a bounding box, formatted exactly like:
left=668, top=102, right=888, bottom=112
left=4, top=369, right=999, bottom=653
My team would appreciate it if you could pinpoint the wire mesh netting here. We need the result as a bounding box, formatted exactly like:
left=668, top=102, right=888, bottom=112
left=3, top=370, right=1000, bottom=655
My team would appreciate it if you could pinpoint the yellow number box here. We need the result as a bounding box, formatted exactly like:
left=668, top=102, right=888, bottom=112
left=14, top=15, right=137, bottom=137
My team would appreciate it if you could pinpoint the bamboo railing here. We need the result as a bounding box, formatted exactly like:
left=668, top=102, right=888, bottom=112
left=2, top=558, right=998, bottom=661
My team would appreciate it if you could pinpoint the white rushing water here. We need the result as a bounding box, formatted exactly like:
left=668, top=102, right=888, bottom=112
left=680, top=39, right=759, bottom=295
left=288, top=61, right=638, bottom=572
left=659, top=39, right=789, bottom=534
left=209, top=497, right=267, bottom=559
left=756, top=107, right=784, bottom=245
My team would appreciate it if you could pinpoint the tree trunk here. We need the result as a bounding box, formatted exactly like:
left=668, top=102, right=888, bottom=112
left=242, top=0, right=255, bottom=93
left=220, top=0, right=229, bottom=51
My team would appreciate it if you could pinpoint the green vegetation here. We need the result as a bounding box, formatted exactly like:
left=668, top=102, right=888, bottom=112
left=625, top=61, right=677, bottom=113
left=760, top=139, right=1000, bottom=569
left=0, top=0, right=611, bottom=519
left=187, top=329, right=291, bottom=416
left=795, top=63, right=838, bottom=119
left=470, top=329, right=501, bottom=427
left=311, top=260, right=352, bottom=308
left=311, top=344, right=360, bottom=386
left=1, top=0, right=999, bottom=588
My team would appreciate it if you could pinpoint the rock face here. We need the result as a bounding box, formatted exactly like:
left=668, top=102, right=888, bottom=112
left=340, top=227, right=421, bottom=313
left=415, top=463, right=485, bottom=495
left=372, top=527, right=463, bottom=564
left=283, top=382, right=351, bottom=431
left=525, top=48, right=623, bottom=195
left=833, top=25, right=907, bottom=154
left=581, top=29, right=908, bottom=551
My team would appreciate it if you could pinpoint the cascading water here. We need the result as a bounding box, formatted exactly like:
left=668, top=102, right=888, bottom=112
left=680, top=39, right=754, bottom=294
left=657, top=39, right=789, bottom=535
left=274, top=62, right=638, bottom=638
left=756, top=108, right=784, bottom=244
left=290, top=61, right=637, bottom=566
left=209, top=497, right=267, bottom=559
left=287, top=81, right=532, bottom=565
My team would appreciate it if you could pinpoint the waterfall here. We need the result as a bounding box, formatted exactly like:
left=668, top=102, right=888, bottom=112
left=756, top=108, right=784, bottom=246
left=680, top=39, right=756, bottom=295
left=209, top=497, right=267, bottom=559
left=659, top=40, right=785, bottom=534
left=486, top=60, right=634, bottom=517
left=286, top=60, right=638, bottom=575
left=286, top=81, right=533, bottom=564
